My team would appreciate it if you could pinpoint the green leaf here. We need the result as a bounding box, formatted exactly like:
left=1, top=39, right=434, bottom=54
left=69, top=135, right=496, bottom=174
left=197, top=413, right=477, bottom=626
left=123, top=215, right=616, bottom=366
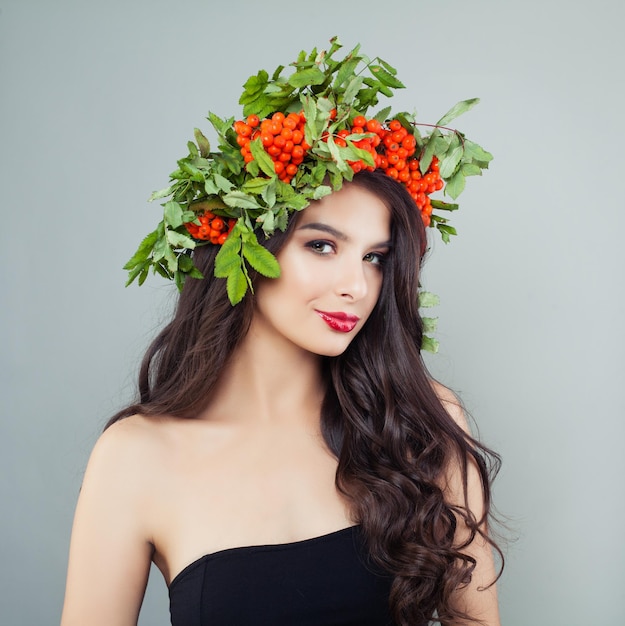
left=429, top=214, right=448, bottom=225
left=138, top=265, right=150, bottom=286
left=373, top=106, right=392, bottom=123
left=166, top=229, right=196, bottom=249
left=242, top=176, right=272, bottom=194
left=219, top=149, right=244, bottom=176
left=461, top=162, right=483, bottom=176
left=249, top=138, right=276, bottom=177
left=223, top=191, right=262, bottom=210
left=214, top=229, right=242, bottom=278
left=178, top=254, right=194, bottom=272
left=187, top=141, right=198, bottom=157
left=271, top=64, right=285, bottom=81
left=245, top=159, right=260, bottom=178
left=239, top=90, right=263, bottom=105
left=326, top=136, right=349, bottom=173
left=421, top=335, right=439, bottom=354
left=288, top=193, right=311, bottom=211
left=273, top=206, right=288, bottom=231
left=436, top=98, right=480, bottom=126
left=436, top=223, right=457, bottom=243
left=302, top=95, right=318, bottom=135
left=262, top=181, right=276, bottom=207
left=125, top=260, right=148, bottom=286
left=149, top=184, right=176, bottom=202
left=163, top=243, right=178, bottom=272
left=333, top=57, right=359, bottom=89
left=245, top=96, right=275, bottom=119
left=463, top=139, right=493, bottom=164
left=439, top=145, right=464, bottom=179
left=163, top=201, right=184, bottom=229
left=376, top=83, right=393, bottom=98
left=259, top=210, right=275, bottom=234
left=153, top=261, right=171, bottom=280
left=226, top=265, right=248, bottom=305
left=369, top=65, right=405, bottom=89
left=327, top=36, right=344, bottom=58
left=241, top=69, right=268, bottom=97
left=178, top=255, right=203, bottom=280
left=445, top=170, right=466, bottom=200
left=343, top=141, right=375, bottom=167
left=204, top=179, right=219, bottom=195
left=174, top=269, right=185, bottom=291
left=214, top=173, right=234, bottom=193
left=288, top=67, right=326, bottom=88
left=422, top=316, right=438, bottom=334
left=188, top=266, right=204, bottom=280
left=419, top=290, right=440, bottom=308
left=152, top=231, right=169, bottom=262
left=123, top=228, right=160, bottom=269
left=242, top=241, right=281, bottom=278
left=178, top=160, right=204, bottom=182
left=313, top=185, right=332, bottom=200
left=356, top=87, right=378, bottom=109
left=343, top=75, right=364, bottom=103
left=207, top=111, right=229, bottom=135
left=194, top=128, right=210, bottom=157
left=378, top=58, right=398, bottom=76
left=431, top=199, right=459, bottom=212
left=420, top=130, right=440, bottom=173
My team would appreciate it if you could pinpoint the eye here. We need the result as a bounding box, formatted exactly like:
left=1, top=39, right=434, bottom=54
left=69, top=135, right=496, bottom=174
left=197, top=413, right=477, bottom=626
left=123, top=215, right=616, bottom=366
left=363, top=251, right=386, bottom=267
left=306, top=240, right=335, bottom=255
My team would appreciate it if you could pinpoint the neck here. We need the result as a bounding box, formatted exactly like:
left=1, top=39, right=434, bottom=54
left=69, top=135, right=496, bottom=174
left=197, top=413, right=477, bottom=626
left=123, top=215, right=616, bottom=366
left=203, top=317, right=326, bottom=427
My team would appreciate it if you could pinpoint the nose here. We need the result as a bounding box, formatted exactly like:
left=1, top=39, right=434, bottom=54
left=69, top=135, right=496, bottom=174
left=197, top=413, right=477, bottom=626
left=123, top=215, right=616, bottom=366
left=335, top=255, right=368, bottom=301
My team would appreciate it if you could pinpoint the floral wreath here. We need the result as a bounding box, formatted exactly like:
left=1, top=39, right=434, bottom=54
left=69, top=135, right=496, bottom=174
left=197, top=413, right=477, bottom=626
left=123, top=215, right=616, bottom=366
left=124, top=37, right=492, bottom=352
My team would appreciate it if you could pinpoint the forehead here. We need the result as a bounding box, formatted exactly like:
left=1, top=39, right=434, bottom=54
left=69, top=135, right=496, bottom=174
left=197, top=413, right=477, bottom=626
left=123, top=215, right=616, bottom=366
left=296, top=183, right=390, bottom=240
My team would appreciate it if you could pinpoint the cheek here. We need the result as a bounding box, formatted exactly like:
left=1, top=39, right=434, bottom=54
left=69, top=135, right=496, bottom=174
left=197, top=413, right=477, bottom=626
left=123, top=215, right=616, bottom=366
left=368, top=274, right=384, bottom=309
left=278, top=250, right=327, bottom=297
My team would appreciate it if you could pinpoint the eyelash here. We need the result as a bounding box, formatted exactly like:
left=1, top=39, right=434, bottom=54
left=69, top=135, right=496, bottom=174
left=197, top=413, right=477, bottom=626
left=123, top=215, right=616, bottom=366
left=305, top=240, right=387, bottom=267
left=306, top=240, right=335, bottom=255
left=364, top=251, right=386, bottom=267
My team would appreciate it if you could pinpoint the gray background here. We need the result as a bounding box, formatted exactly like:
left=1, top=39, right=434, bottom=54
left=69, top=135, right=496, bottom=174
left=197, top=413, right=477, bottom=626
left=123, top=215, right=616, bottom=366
left=1, top=0, right=623, bottom=624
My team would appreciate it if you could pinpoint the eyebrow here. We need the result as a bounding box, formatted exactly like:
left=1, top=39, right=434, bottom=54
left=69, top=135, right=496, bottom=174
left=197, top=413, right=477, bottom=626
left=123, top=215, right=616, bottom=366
left=297, top=222, right=392, bottom=249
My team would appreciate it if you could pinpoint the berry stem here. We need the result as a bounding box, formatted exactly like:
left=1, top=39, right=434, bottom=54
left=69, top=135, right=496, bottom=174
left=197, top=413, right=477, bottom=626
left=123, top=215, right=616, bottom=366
left=412, top=123, right=465, bottom=147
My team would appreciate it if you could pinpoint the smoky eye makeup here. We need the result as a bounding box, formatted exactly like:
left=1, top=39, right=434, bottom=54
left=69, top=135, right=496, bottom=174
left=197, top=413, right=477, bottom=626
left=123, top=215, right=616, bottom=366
left=364, top=251, right=387, bottom=267
left=304, top=239, right=335, bottom=255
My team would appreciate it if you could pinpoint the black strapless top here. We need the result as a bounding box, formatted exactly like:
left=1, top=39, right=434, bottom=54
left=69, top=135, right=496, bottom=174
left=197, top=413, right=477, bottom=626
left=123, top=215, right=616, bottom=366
left=168, top=525, right=396, bottom=625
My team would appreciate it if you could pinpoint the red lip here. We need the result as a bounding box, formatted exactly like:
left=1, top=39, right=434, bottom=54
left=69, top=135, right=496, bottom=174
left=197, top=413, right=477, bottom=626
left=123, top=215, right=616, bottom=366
left=315, top=310, right=360, bottom=333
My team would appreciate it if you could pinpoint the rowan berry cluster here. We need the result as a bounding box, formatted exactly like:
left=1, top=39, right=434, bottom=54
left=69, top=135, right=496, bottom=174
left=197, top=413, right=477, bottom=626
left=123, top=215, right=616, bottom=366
left=184, top=210, right=236, bottom=244
left=234, top=111, right=445, bottom=229
left=339, top=116, right=443, bottom=227
left=235, top=112, right=311, bottom=184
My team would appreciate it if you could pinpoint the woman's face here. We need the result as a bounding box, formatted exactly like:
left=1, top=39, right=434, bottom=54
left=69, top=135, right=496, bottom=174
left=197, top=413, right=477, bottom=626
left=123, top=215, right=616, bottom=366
left=252, top=182, right=391, bottom=357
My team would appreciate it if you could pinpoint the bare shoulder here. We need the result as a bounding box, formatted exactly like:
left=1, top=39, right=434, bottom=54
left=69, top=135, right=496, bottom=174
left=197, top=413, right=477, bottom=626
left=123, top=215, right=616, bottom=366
left=429, top=384, right=500, bottom=623
left=84, top=415, right=168, bottom=487
left=96, top=413, right=169, bottom=450
left=92, top=414, right=168, bottom=462
left=61, top=415, right=176, bottom=625
left=77, top=414, right=183, bottom=533
left=429, top=379, right=470, bottom=433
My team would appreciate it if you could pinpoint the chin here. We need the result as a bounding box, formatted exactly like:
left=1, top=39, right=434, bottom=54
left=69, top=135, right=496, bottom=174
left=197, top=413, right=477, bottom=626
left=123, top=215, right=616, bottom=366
left=308, top=337, right=356, bottom=358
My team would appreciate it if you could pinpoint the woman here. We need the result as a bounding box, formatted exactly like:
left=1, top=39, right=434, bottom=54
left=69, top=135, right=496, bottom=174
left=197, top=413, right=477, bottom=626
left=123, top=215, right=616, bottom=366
left=62, top=40, right=501, bottom=626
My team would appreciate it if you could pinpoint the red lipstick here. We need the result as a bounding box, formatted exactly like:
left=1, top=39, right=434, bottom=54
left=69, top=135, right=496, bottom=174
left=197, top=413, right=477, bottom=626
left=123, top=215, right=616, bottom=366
left=315, top=310, right=360, bottom=333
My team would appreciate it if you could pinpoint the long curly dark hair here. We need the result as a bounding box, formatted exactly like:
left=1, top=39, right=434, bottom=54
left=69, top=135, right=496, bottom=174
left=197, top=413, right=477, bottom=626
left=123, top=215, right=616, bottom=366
left=108, top=170, right=501, bottom=625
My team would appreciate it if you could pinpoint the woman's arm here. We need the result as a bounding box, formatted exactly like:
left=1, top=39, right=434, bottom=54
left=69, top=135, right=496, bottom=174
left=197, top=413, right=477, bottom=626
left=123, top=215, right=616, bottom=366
left=61, top=418, right=155, bottom=626
left=436, top=384, right=501, bottom=626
